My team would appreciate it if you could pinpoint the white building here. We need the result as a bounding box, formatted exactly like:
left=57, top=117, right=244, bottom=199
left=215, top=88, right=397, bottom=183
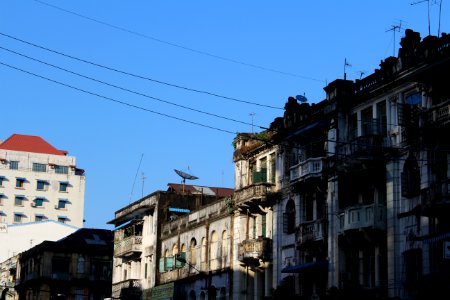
left=0, top=134, right=86, bottom=228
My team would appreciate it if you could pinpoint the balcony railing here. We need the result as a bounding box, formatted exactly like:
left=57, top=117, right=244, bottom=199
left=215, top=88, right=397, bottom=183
left=112, top=279, right=141, bottom=299
left=290, top=157, right=325, bottom=182
left=338, top=204, right=386, bottom=232
left=421, top=179, right=450, bottom=209
left=238, top=237, right=272, bottom=265
left=426, top=101, right=450, bottom=127
left=233, top=183, right=275, bottom=206
left=296, top=219, right=326, bottom=245
left=114, top=235, right=143, bottom=257
left=337, top=135, right=383, bottom=159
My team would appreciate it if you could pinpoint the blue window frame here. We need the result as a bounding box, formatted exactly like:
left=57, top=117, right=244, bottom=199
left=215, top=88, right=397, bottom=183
left=16, top=178, right=26, bottom=188
left=34, top=198, right=44, bottom=207
left=15, top=195, right=25, bottom=206
left=59, top=182, right=69, bottom=192
left=58, top=199, right=68, bottom=209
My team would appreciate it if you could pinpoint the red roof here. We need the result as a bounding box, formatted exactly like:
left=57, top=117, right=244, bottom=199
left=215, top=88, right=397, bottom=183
left=167, top=183, right=233, bottom=198
left=0, top=134, right=68, bottom=156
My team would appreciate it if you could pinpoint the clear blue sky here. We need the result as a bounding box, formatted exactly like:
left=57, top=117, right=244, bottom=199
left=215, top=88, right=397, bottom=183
left=0, top=1, right=447, bottom=229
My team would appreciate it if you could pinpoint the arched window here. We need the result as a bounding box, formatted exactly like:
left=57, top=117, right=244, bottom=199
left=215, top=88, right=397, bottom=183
left=221, top=230, right=228, bottom=268
left=201, top=237, right=207, bottom=270
left=190, top=238, right=197, bottom=265
left=77, top=256, right=85, bottom=274
left=283, top=199, right=295, bottom=234
left=210, top=231, right=218, bottom=270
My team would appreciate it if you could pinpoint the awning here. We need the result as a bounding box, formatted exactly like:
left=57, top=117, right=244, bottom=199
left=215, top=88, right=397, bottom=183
left=58, top=198, right=69, bottom=202
left=16, top=177, right=27, bottom=181
left=58, top=215, right=69, bottom=219
left=113, top=220, right=132, bottom=231
left=60, top=181, right=69, bottom=184
left=281, top=261, right=328, bottom=273
left=35, top=214, right=46, bottom=217
left=14, top=212, right=26, bottom=216
left=168, top=207, right=191, bottom=213
left=15, top=195, right=26, bottom=199
left=0, top=211, right=6, bottom=216
left=37, top=179, right=49, bottom=183
left=0, top=194, right=5, bottom=198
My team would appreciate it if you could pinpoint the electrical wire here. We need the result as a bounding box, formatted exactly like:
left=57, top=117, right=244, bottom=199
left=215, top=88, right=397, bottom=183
left=0, top=45, right=268, bottom=129
left=0, top=32, right=283, bottom=110
left=0, top=61, right=238, bottom=135
left=32, top=0, right=326, bottom=84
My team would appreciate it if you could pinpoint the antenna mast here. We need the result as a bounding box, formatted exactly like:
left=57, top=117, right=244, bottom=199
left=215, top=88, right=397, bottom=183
left=386, top=21, right=403, bottom=56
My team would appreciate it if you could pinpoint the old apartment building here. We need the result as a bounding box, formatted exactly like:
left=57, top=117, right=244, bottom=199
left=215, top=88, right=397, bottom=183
left=109, top=29, right=449, bottom=300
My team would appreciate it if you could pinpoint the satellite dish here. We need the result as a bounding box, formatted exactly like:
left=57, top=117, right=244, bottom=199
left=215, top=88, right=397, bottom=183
left=174, top=169, right=199, bottom=180
left=295, top=94, right=308, bottom=103
left=174, top=169, right=199, bottom=194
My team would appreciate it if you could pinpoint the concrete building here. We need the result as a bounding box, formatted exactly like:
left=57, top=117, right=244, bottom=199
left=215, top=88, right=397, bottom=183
left=107, top=28, right=449, bottom=300
left=0, top=134, right=86, bottom=228
left=14, top=228, right=113, bottom=300
left=108, top=183, right=233, bottom=300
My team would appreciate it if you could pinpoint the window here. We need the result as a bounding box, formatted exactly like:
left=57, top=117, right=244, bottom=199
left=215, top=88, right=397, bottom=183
left=190, top=238, right=197, bottom=265
left=401, top=153, right=421, bottom=198
left=32, top=163, right=47, bottom=172
left=59, top=182, right=69, bottom=192
left=0, top=176, right=5, bottom=187
left=14, top=213, right=23, bottom=223
left=34, top=198, right=44, bottom=207
left=55, top=165, right=69, bottom=174
left=361, top=106, right=374, bottom=136
left=16, top=178, right=26, bottom=188
left=77, top=257, right=85, bottom=274
left=35, top=214, right=45, bottom=222
left=0, top=212, right=6, bottom=223
left=36, top=180, right=48, bottom=191
left=9, top=161, right=18, bottom=170
left=57, top=199, right=68, bottom=209
left=283, top=199, right=296, bottom=234
left=58, top=216, right=68, bottom=223
left=0, top=194, right=4, bottom=206
left=15, top=195, right=24, bottom=206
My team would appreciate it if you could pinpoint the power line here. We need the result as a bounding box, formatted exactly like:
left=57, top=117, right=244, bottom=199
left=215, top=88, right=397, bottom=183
left=33, top=0, right=326, bottom=84
left=0, top=32, right=283, bottom=110
left=0, top=61, right=238, bottom=135
left=0, top=45, right=268, bottom=129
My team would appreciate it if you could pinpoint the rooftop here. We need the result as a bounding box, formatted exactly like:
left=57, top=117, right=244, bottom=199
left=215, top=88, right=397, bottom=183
left=0, top=134, right=68, bottom=155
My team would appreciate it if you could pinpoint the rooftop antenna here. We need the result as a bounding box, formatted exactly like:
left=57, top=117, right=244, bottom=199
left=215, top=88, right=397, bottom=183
left=411, top=0, right=431, bottom=36
left=386, top=21, right=403, bottom=56
left=438, top=0, right=443, bottom=36
left=344, top=58, right=352, bottom=80
left=174, top=168, right=199, bottom=193
left=129, top=153, right=144, bottom=203
left=250, top=112, right=255, bottom=133
left=357, top=70, right=366, bottom=79
left=141, top=172, right=146, bottom=198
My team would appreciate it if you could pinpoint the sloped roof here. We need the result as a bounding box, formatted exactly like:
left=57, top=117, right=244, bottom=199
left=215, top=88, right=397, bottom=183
left=0, top=134, right=68, bottom=155
left=167, top=183, right=233, bottom=198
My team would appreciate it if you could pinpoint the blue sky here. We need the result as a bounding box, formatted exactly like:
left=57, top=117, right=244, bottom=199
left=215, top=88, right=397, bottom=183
left=0, top=1, right=448, bottom=229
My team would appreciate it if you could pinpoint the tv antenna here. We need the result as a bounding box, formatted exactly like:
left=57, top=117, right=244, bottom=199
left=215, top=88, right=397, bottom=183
left=174, top=168, right=199, bottom=193
left=386, top=21, right=403, bottom=56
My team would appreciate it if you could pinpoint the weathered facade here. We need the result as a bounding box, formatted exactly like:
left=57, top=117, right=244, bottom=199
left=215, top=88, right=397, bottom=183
left=108, top=28, right=449, bottom=300
left=14, top=228, right=113, bottom=300
left=108, top=184, right=233, bottom=300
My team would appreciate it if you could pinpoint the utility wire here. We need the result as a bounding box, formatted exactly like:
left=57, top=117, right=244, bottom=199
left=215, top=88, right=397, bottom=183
left=0, top=61, right=238, bottom=135
left=0, top=45, right=268, bottom=129
left=33, top=0, right=326, bottom=84
left=0, top=32, right=283, bottom=110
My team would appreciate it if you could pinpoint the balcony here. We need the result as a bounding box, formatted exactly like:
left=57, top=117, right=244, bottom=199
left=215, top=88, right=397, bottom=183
left=238, top=237, right=272, bottom=266
left=114, top=235, right=143, bottom=257
left=337, top=135, right=383, bottom=159
left=426, top=101, right=450, bottom=127
left=421, top=179, right=450, bottom=216
left=338, top=204, right=386, bottom=233
left=290, top=157, right=325, bottom=182
left=112, top=279, right=141, bottom=299
left=233, top=183, right=275, bottom=207
left=296, top=219, right=326, bottom=246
